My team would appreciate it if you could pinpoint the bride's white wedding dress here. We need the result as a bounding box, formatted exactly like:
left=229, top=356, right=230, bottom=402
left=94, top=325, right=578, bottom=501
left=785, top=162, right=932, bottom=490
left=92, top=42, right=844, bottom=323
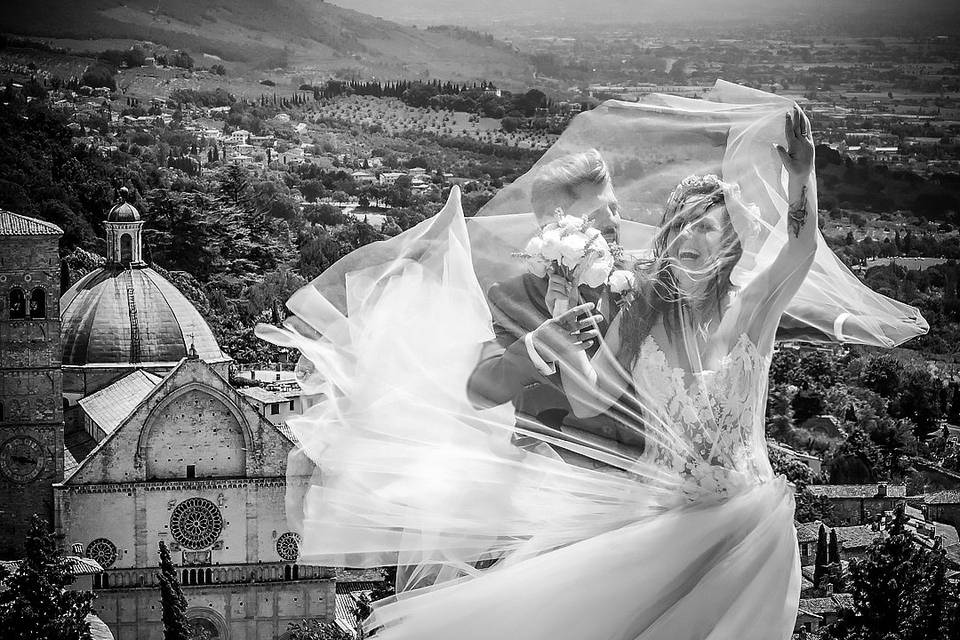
left=262, top=198, right=799, bottom=639
left=257, top=82, right=925, bottom=640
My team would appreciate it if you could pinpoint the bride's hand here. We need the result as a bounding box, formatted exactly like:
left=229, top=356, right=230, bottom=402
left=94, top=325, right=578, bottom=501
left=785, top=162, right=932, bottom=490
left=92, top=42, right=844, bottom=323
left=775, top=104, right=814, bottom=179
left=529, top=302, right=602, bottom=365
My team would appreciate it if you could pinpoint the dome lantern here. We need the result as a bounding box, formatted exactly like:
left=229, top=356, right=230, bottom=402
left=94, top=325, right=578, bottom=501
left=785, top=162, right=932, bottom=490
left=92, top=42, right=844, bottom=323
left=105, top=188, right=145, bottom=268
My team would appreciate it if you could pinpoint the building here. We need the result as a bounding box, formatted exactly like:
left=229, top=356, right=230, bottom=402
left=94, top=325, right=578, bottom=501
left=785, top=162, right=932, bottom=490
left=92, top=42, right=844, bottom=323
left=55, top=355, right=334, bottom=640
left=0, top=210, right=65, bottom=557
left=237, top=386, right=303, bottom=426
left=43, top=197, right=333, bottom=639
left=59, top=197, right=230, bottom=409
left=805, top=484, right=907, bottom=525
left=924, top=490, right=960, bottom=529
left=795, top=592, right=854, bottom=635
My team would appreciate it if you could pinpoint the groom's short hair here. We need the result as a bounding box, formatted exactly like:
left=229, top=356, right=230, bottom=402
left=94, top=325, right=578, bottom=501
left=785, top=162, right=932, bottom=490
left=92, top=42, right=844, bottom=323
left=530, top=149, right=614, bottom=226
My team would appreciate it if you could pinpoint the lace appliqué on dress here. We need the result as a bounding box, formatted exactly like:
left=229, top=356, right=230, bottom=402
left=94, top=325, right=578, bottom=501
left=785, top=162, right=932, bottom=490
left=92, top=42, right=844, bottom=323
left=632, top=333, right=772, bottom=502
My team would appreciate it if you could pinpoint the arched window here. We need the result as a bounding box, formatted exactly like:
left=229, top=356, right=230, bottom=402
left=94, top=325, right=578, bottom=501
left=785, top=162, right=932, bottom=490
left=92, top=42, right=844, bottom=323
left=9, top=288, right=25, bottom=319
left=29, top=288, right=46, bottom=319
left=120, top=233, right=133, bottom=263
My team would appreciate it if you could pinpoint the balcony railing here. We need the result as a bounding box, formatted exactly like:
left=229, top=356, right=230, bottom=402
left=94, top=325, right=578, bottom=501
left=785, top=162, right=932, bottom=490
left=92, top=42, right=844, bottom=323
left=93, top=562, right=332, bottom=589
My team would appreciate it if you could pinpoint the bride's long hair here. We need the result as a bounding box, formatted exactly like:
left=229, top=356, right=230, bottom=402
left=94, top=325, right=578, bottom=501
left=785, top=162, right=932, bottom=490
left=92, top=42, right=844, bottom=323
left=618, top=175, right=743, bottom=369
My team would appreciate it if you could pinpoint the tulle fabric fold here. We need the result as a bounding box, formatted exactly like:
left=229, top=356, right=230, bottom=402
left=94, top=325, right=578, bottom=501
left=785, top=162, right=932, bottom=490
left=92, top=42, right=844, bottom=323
left=257, top=192, right=683, bottom=579
left=252, top=81, right=928, bottom=639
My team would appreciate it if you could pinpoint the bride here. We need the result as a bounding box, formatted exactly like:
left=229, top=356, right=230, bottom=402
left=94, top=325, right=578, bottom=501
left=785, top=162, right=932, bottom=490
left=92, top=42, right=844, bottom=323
left=258, top=83, right=926, bottom=639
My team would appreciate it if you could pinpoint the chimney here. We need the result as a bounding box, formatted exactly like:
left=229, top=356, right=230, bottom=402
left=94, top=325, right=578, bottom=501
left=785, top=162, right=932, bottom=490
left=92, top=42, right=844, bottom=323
left=250, top=370, right=256, bottom=379
left=72, top=543, right=84, bottom=555
left=877, top=483, right=887, bottom=498
left=825, top=583, right=834, bottom=595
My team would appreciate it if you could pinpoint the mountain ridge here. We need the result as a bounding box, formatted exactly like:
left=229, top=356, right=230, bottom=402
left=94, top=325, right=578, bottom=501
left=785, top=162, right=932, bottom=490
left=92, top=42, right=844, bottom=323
left=0, top=1, right=534, bottom=85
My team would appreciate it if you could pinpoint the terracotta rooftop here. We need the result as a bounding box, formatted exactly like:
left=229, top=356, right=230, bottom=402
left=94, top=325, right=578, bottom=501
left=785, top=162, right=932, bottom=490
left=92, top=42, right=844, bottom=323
left=924, top=490, right=960, bottom=505
left=834, top=524, right=881, bottom=550
left=796, top=520, right=825, bottom=544
left=0, top=209, right=62, bottom=236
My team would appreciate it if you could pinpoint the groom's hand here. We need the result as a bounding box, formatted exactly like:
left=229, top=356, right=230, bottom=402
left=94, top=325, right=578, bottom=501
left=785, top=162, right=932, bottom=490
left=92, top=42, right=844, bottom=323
left=544, top=272, right=574, bottom=318
left=529, top=302, right=603, bottom=365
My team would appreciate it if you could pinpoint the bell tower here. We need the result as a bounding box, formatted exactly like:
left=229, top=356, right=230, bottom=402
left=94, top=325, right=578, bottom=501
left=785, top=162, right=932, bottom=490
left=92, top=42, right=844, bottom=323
left=105, top=187, right=145, bottom=268
left=0, top=209, right=64, bottom=557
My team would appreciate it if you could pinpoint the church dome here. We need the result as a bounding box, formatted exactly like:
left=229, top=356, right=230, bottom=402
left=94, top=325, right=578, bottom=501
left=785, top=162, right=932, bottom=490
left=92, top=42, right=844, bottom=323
left=106, top=201, right=141, bottom=223
left=60, top=266, right=229, bottom=367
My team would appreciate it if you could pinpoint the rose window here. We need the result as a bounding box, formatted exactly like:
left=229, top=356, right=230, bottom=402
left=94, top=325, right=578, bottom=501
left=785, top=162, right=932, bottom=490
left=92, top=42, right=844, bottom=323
left=86, top=538, right=117, bottom=569
left=276, top=532, right=301, bottom=562
left=170, top=498, right=223, bottom=550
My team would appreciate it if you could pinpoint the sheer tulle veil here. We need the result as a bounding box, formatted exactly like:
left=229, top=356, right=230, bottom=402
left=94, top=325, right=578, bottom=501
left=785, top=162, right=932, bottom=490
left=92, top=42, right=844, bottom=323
left=256, top=81, right=925, bottom=639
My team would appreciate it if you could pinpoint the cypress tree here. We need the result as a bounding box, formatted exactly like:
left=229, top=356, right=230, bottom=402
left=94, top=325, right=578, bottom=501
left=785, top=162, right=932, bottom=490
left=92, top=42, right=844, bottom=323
left=157, top=541, right=189, bottom=640
left=828, top=528, right=841, bottom=565
left=814, top=523, right=829, bottom=586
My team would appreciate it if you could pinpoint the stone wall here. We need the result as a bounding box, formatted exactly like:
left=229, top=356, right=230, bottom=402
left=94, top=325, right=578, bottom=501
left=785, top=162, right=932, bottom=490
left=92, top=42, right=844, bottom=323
left=0, top=233, right=63, bottom=556
left=91, top=578, right=336, bottom=640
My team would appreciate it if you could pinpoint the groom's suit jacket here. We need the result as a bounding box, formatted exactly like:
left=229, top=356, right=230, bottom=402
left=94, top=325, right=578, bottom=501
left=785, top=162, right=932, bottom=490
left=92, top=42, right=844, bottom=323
left=467, top=273, right=644, bottom=458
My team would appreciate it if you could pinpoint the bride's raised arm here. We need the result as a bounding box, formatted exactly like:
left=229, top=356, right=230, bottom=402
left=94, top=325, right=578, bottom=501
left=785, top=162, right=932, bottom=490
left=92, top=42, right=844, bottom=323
left=723, top=104, right=818, bottom=349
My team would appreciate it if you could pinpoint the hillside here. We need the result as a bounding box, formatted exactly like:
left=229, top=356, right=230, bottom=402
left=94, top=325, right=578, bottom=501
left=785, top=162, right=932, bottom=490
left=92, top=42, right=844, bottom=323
left=331, top=0, right=960, bottom=32
left=0, top=0, right=534, bottom=86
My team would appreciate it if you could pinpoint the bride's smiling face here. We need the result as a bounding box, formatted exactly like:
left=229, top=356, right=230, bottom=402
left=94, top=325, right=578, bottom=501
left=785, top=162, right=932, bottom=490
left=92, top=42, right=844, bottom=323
left=665, top=201, right=729, bottom=297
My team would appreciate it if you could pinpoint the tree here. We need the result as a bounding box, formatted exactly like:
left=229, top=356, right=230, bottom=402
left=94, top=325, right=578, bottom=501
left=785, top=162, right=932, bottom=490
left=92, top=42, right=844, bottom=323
left=243, top=269, right=306, bottom=321
left=827, top=504, right=960, bottom=639
left=285, top=619, right=353, bottom=640
left=157, top=541, right=189, bottom=640
left=0, top=516, right=95, bottom=640
left=827, top=428, right=883, bottom=483
left=301, top=179, right=325, bottom=203
left=80, top=63, right=116, bottom=90
left=829, top=528, right=841, bottom=565
left=218, top=165, right=252, bottom=208
left=814, top=524, right=829, bottom=587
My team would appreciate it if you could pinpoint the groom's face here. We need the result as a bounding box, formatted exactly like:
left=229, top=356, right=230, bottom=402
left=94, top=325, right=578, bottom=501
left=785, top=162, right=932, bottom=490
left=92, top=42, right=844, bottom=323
left=567, top=181, right=621, bottom=245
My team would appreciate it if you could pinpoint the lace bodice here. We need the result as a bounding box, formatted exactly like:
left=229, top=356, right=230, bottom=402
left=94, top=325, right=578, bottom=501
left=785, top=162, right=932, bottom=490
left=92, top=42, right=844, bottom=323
left=631, top=333, right=774, bottom=499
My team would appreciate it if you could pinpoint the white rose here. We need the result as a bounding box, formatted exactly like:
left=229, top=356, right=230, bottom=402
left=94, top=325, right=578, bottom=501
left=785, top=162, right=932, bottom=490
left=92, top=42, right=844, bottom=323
left=559, top=215, right=585, bottom=232
left=579, top=252, right=614, bottom=288
left=608, top=269, right=636, bottom=294
left=540, top=227, right=563, bottom=261
left=524, top=235, right=545, bottom=259
left=559, top=233, right=588, bottom=269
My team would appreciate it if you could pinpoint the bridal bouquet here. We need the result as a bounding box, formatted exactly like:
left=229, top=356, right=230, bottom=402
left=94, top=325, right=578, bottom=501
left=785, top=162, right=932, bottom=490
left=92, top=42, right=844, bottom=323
left=517, top=209, right=619, bottom=315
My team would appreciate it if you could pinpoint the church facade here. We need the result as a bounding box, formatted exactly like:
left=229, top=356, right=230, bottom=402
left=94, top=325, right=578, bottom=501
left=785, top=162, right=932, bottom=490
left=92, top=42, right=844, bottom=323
left=55, top=356, right=335, bottom=640
left=2, top=203, right=338, bottom=639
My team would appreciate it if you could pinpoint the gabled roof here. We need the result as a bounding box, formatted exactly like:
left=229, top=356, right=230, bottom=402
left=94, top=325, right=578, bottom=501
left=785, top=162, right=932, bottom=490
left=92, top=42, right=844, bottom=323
left=0, top=210, right=62, bottom=236
left=78, top=370, right=163, bottom=435
left=64, top=357, right=296, bottom=485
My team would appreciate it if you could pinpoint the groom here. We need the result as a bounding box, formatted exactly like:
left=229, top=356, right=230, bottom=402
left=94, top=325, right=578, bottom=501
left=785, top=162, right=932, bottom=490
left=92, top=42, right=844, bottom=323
left=467, top=150, right=645, bottom=465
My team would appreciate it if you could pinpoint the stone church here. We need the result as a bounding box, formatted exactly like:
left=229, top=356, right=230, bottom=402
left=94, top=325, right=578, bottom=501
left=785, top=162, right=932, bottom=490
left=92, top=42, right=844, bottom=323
left=1, top=204, right=338, bottom=640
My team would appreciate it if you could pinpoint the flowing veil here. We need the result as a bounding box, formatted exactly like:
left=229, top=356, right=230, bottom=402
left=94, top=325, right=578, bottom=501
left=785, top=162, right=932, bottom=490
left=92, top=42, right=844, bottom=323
left=257, top=81, right=926, bottom=639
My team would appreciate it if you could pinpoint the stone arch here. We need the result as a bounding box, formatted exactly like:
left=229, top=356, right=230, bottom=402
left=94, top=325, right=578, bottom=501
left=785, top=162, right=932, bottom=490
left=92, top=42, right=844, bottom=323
left=139, top=383, right=251, bottom=480
left=120, top=233, right=133, bottom=263
left=186, top=607, right=228, bottom=640
left=8, top=287, right=25, bottom=319
left=29, top=287, right=46, bottom=318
